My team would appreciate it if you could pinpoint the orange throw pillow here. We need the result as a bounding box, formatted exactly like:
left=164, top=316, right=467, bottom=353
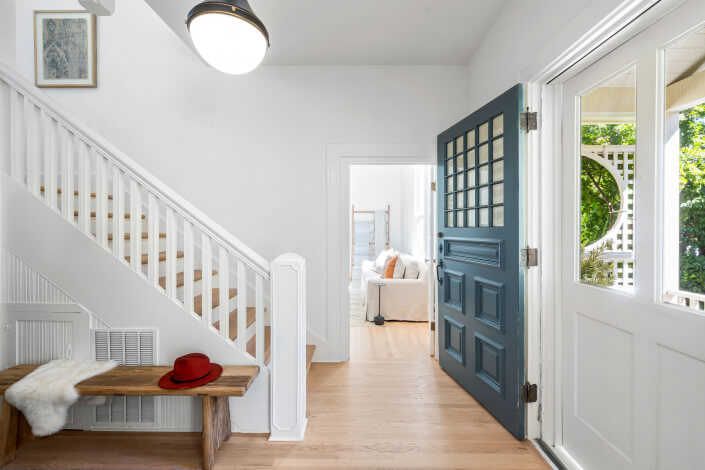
left=384, top=255, right=399, bottom=279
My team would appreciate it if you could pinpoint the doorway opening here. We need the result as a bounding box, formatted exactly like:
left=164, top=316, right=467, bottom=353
left=347, top=164, right=435, bottom=351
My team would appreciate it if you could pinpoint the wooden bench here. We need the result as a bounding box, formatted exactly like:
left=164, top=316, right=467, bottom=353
left=0, top=364, right=259, bottom=470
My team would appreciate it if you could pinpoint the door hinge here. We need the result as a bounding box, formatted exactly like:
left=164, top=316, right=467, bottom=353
left=431, top=181, right=436, bottom=192
left=430, top=320, right=436, bottom=331
left=520, top=107, right=537, bottom=132
left=520, top=246, right=538, bottom=268
left=521, top=382, right=538, bottom=403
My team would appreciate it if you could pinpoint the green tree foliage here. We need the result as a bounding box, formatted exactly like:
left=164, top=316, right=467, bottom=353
left=580, top=242, right=615, bottom=286
left=580, top=125, right=630, bottom=247
left=679, top=104, right=705, bottom=294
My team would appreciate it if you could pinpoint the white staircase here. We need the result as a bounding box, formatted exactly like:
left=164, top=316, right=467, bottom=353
left=0, top=63, right=309, bottom=440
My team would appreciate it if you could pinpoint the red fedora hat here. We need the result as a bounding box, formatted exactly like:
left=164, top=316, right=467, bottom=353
left=158, top=353, right=223, bottom=390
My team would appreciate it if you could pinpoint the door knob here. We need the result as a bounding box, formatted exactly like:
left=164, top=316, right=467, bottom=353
left=436, top=260, right=444, bottom=284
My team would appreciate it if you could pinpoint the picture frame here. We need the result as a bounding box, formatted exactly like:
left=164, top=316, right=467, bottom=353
left=34, top=10, right=97, bottom=88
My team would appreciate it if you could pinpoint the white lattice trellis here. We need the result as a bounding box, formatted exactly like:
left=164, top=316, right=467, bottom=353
left=582, top=145, right=635, bottom=288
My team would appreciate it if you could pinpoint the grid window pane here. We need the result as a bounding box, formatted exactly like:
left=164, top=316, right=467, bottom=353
left=457, top=210, right=465, bottom=227
left=479, top=122, right=489, bottom=143
left=447, top=211, right=454, bottom=227
left=446, top=159, right=454, bottom=174
left=467, top=169, right=476, bottom=187
left=457, top=191, right=465, bottom=208
left=493, top=183, right=504, bottom=204
left=456, top=135, right=464, bottom=152
left=479, top=208, right=489, bottom=227
left=493, top=160, right=504, bottom=181
left=466, top=129, right=476, bottom=149
left=457, top=172, right=465, bottom=189
left=493, top=206, right=504, bottom=226
left=467, top=189, right=476, bottom=207
left=467, top=209, right=476, bottom=227
left=479, top=143, right=489, bottom=164
left=479, top=165, right=489, bottom=185
left=493, top=114, right=504, bottom=136
left=457, top=153, right=465, bottom=171
left=493, top=137, right=504, bottom=159
left=479, top=186, right=489, bottom=206
left=447, top=176, right=454, bottom=192
left=447, top=193, right=455, bottom=209
left=446, top=141, right=453, bottom=157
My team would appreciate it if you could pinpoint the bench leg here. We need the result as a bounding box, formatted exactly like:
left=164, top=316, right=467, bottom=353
left=201, top=396, right=231, bottom=470
left=0, top=399, right=19, bottom=467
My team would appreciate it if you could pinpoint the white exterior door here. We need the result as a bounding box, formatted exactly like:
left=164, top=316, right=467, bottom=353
left=559, top=1, right=705, bottom=468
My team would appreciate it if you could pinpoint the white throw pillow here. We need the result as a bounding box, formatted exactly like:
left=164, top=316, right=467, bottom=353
left=404, top=259, right=420, bottom=279
left=375, top=249, right=392, bottom=269
left=391, top=255, right=404, bottom=279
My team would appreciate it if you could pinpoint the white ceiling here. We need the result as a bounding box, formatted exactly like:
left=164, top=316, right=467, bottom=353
left=145, top=0, right=509, bottom=66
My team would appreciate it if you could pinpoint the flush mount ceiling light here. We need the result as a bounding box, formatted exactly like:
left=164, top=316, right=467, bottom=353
left=186, top=0, right=269, bottom=75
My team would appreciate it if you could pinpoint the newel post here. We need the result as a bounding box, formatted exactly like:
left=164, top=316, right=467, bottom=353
left=269, top=253, right=307, bottom=441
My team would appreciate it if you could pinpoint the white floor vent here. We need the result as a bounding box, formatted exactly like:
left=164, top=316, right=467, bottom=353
left=91, top=329, right=158, bottom=428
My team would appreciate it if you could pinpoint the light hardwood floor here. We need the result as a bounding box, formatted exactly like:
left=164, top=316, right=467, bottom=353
left=8, top=322, right=549, bottom=469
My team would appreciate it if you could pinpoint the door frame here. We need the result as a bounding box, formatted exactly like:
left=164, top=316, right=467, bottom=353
left=326, top=144, right=436, bottom=362
left=522, top=0, right=688, bottom=463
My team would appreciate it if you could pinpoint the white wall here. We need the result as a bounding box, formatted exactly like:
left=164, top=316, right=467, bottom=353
left=0, top=0, right=16, bottom=68
left=10, top=0, right=468, bottom=361
left=465, top=0, right=620, bottom=110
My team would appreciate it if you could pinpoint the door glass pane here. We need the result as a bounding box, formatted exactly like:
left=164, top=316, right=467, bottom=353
left=493, top=138, right=504, bottom=159
left=493, top=114, right=504, bottom=136
left=479, top=165, right=489, bottom=185
left=479, top=143, right=489, bottom=164
left=493, top=206, right=504, bottom=227
left=493, top=160, right=504, bottom=181
left=467, top=209, right=476, bottom=227
left=664, top=27, right=705, bottom=310
left=579, top=68, right=635, bottom=291
left=456, top=135, right=464, bottom=153
left=457, top=153, right=465, bottom=171
left=447, top=193, right=454, bottom=210
left=446, top=141, right=453, bottom=157
left=467, top=169, right=475, bottom=187
left=466, top=129, right=475, bottom=149
left=493, top=183, right=504, bottom=204
left=479, top=186, right=489, bottom=206
left=479, top=122, right=489, bottom=143
left=447, top=176, right=454, bottom=192
left=457, top=172, right=465, bottom=189
left=479, top=207, right=489, bottom=226
left=467, top=189, right=476, bottom=207
left=446, top=159, right=453, bottom=174
left=457, top=191, right=465, bottom=208
left=447, top=211, right=454, bottom=227
left=457, top=210, right=465, bottom=227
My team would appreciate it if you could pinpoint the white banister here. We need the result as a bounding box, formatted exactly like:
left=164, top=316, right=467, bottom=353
left=43, top=113, right=57, bottom=209
left=60, top=126, right=71, bottom=220
left=183, top=220, right=195, bottom=315
left=129, top=179, right=141, bottom=271
left=148, top=193, right=160, bottom=286
left=96, top=156, right=109, bottom=248
left=269, top=253, right=307, bottom=441
left=26, top=101, right=40, bottom=196
left=77, top=140, right=89, bottom=233
left=165, top=206, right=178, bottom=298
left=0, top=63, right=269, bottom=278
left=201, top=234, right=213, bottom=325
left=114, top=167, right=125, bottom=260
left=219, top=247, right=230, bottom=340
left=255, top=273, right=265, bottom=365
left=237, top=259, right=247, bottom=352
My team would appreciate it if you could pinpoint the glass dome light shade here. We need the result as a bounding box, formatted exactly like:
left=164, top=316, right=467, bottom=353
left=187, top=0, right=269, bottom=75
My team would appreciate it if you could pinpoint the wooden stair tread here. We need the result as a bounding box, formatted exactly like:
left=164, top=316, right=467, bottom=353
left=158, top=270, right=217, bottom=289
left=247, top=326, right=271, bottom=365
left=193, top=288, right=238, bottom=315
left=74, top=210, right=145, bottom=219
left=213, top=307, right=257, bottom=341
left=40, top=186, right=113, bottom=200
left=125, top=251, right=184, bottom=265
left=306, top=345, right=316, bottom=375
left=108, top=232, right=166, bottom=240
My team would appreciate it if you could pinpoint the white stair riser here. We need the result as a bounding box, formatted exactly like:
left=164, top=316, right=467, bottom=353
left=75, top=216, right=149, bottom=233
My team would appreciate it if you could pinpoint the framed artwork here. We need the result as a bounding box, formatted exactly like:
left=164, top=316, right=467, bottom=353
left=34, top=11, right=97, bottom=88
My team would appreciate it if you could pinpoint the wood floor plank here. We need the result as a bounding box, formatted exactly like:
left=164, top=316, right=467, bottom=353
left=5, top=322, right=550, bottom=470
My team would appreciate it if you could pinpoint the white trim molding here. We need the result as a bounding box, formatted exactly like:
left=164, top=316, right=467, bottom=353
left=269, top=253, right=307, bottom=441
left=325, top=144, right=435, bottom=362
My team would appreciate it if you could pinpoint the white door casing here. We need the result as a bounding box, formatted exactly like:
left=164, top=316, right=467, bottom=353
left=558, top=1, right=705, bottom=468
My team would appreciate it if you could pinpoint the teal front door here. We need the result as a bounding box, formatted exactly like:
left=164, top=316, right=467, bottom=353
left=436, top=85, right=525, bottom=439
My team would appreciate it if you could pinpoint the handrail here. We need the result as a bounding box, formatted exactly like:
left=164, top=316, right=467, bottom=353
left=0, top=62, right=270, bottom=278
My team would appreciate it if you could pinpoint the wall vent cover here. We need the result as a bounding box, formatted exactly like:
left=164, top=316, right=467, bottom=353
left=91, top=329, right=158, bottom=427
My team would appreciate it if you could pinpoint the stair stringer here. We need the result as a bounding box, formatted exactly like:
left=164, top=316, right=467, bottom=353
left=1, top=174, right=270, bottom=432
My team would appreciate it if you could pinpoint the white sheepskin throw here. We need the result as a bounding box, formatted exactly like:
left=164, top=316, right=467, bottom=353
left=5, top=359, right=117, bottom=436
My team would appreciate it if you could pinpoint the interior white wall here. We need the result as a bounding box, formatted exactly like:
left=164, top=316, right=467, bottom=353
left=0, top=0, right=16, bottom=68
left=11, top=0, right=468, bottom=361
left=465, top=0, right=621, bottom=110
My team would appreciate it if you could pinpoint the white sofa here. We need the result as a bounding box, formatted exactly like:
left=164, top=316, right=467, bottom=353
left=361, top=254, right=429, bottom=322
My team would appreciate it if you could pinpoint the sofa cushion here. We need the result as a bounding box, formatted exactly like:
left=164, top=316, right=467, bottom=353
left=392, top=255, right=406, bottom=279
left=403, top=259, right=420, bottom=279
left=375, top=249, right=393, bottom=269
